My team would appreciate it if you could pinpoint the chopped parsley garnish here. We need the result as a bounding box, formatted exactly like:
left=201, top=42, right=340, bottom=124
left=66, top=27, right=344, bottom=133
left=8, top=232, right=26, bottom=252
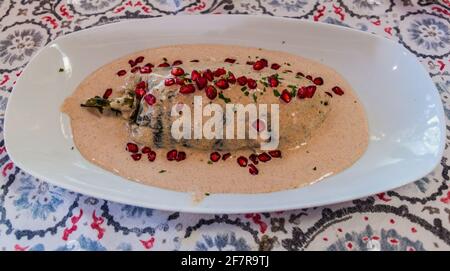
left=205, top=193, right=210, bottom=196
left=273, top=89, right=281, bottom=97
left=58, top=68, right=64, bottom=72
left=207, top=161, right=213, bottom=165
left=259, top=80, right=269, bottom=87
left=244, top=91, right=249, bottom=96
left=252, top=93, right=258, bottom=103
left=290, top=89, right=297, bottom=97
left=240, top=86, right=247, bottom=92
left=287, top=85, right=297, bottom=97
left=218, top=92, right=231, bottom=103
left=159, top=170, right=166, bottom=173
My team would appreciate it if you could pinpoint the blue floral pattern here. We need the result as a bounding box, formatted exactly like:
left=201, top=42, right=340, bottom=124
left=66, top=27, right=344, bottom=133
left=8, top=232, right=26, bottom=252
left=352, top=0, right=383, bottom=10
left=56, top=235, right=106, bottom=251
left=13, top=176, right=64, bottom=220
left=121, top=205, right=153, bottom=218
left=397, top=12, right=450, bottom=58
left=327, top=225, right=425, bottom=251
left=0, top=23, right=48, bottom=69
left=196, top=233, right=251, bottom=251
left=409, top=18, right=450, bottom=51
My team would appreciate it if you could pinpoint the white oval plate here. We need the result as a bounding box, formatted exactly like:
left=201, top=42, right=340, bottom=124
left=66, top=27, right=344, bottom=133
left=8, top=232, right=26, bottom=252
left=4, top=15, right=445, bottom=214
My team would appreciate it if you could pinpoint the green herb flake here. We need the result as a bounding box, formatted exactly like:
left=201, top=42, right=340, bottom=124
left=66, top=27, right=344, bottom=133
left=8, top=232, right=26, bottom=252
left=159, top=170, right=167, bottom=173
left=259, top=80, right=269, bottom=87
left=163, top=57, right=168, bottom=62
left=218, top=92, right=231, bottom=103
left=273, top=89, right=281, bottom=97
left=244, top=91, right=249, bottom=96
left=205, top=193, right=211, bottom=196
left=240, top=86, right=248, bottom=92
left=290, top=89, right=297, bottom=97
left=58, top=68, right=64, bottom=72
left=252, top=93, right=258, bottom=103
left=80, top=96, right=111, bottom=114
left=207, top=161, right=213, bottom=165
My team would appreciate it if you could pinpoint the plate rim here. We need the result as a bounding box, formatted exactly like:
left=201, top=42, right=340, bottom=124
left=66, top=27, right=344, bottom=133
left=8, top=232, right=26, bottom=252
left=4, top=15, right=446, bottom=214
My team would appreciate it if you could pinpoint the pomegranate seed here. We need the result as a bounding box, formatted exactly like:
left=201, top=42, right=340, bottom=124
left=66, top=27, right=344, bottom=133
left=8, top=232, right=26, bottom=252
left=176, top=151, right=186, bottom=162
left=227, top=72, right=236, bottom=84
left=205, top=85, right=217, bottom=100
left=222, top=153, right=231, bottom=161
left=126, top=143, right=139, bottom=153
left=313, top=77, right=323, bottom=85
left=117, top=70, right=127, bottom=76
left=268, top=75, right=279, bottom=87
left=136, top=81, right=146, bottom=89
left=249, top=153, right=259, bottom=165
left=141, top=147, right=151, bottom=154
left=164, top=78, right=175, bottom=86
left=268, top=150, right=282, bottom=158
left=305, top=85, right=317, bottom=98
left=131, top=153, right=142, bottom=161
left=158, top=62, right=170, bottom=67
left=260, top=58, right=268, bottom=67
left=325, top=91, right=333, bottom=97
left=172, top=60, right=183, bottom=66
left=147, top=151, right=156, bottom=162
left=253, top=60, right=265, bottom=71
left=258, top=152, right=271, bottom=162
left=195, top=76, right=207, bottom=90
left=167, top=149, right=178, bottom=161
left=171, top=67, right=185, bottom=76
left=131, top=66, right=141, bottom=73
left=248, top=164, right=259, bottom=175
left=144, top=94, right=156, bottom=106
left=271, top=63, right=281, bottom=70
left=247, top=78, right=257, bottom=89
left=332, top=86, right=344, bottom=96
left=237, top=76, right=248, bottom=86
left=297, top=87, right=306, bottom=99
left=214, top=68, right=226, bottom=77
left=135, top=56, right=144, bottom=64
left=128, top=60, right=136, bottom=67
left=135, top=87, right=146, bottom=98
left=224, top=58, right=236, bottom=63
left=176, top=77, right=185, bottom=85
left=102, top=88, right=112, bottom=99
left=246, top=61, right=255, bottom=65
left=280, top=89, right=292, bottom=103
left=306, top=75, right=312, bottom=81
left=191, top=70, right=201, bottom=81
left=204, top=69, right=214, bottom=81
left=210, top=152, right=221, bottom=162
left=252, top=119, right=265, bottom=132
left=237, top=156, right=248, bottom=167
left=140, top=66, right=152, bottom=74
left=179, top=84, right=195, bottom=94
left=215, top=79, right=229, bottom=89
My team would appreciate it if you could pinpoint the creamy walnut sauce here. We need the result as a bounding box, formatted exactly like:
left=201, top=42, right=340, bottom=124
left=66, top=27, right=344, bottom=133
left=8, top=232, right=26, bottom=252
left=61, top=44, right=368, bottom=196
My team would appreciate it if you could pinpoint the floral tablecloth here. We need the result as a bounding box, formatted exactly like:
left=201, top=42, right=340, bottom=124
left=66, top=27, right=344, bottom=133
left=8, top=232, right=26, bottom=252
left=0, top=0, right=449, bottom=251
